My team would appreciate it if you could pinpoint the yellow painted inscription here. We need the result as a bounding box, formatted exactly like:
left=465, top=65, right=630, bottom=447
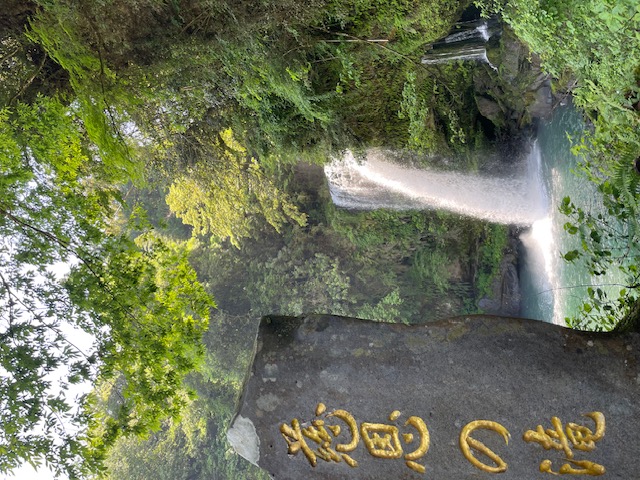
left=524, top=412, right=605, bottom=475
left=280, top=406, right=607, bottom=476
left=280, top=404, right=430, bottom=473
left=403, top=415, right=430, bottom=473
left=459, top=420, right=511, bottom=473
left=280, top=403, right=360, bottom=467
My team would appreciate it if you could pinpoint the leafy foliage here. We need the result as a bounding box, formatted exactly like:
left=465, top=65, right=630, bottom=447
left=0, top=95, right=213, bottom=477
left=77, top=233, right=214, bottom=457
left=165, top=129, right=307, bottom=247
left=100, top=312, right=268, bottom=480
left=399, top=71, right=441, bottom=152
left=27, top=8, right=142, bottom=183
left=484, top=0, right=640, bottom=156
left=560, top=181, right=640, bottom=331
left=356, top=289, right=406, bottom=323
left=474, top=224, right=509, bottom=299
left=246, top=248, right=355, bottom=317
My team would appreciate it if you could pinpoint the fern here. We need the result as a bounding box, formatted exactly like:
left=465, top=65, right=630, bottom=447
left=26, top=8, right=144, bottom=184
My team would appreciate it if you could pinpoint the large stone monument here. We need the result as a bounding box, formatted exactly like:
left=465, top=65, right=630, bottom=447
left=228, top=315, right=640, bottom=479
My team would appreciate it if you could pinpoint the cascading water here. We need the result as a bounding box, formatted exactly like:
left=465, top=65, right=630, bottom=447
left=421, top=45, right=491, bottom=66
left=519, top=104, right=626, bottom=325
left=443, top=22, right=491, bottom=43
left=325, top=147, right=547, bottom=226
left=325, top=104, right=626, bottom=325
left=421, top=18, right=500, bottom=67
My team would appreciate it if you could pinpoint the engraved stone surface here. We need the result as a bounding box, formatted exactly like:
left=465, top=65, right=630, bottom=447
left=228, top=315, right=640, bottom=479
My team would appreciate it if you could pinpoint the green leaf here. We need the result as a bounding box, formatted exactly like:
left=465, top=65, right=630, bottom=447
left=563, top=250, right=581, bottom=262
left=563, top=222, right=579, bottom=235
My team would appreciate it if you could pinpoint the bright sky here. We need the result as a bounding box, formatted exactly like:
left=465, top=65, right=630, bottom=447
left=1, top=262, right=88, bottom=480
left=1, top=464, right=54, bottom=480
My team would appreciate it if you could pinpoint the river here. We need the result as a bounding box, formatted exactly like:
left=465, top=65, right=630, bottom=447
left=519, top=103, right=625, bottom=326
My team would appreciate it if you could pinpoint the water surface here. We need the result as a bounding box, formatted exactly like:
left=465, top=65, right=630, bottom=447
left=520, top=104, right=625, bottom=326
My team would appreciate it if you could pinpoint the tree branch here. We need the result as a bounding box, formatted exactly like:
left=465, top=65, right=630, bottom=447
left=8, top=53, right=47, bottom=105
left=1, top=208, right=147, bottom=331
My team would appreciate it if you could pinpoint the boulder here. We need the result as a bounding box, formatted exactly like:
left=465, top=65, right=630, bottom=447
left=229, top=314, right=640, bottom=479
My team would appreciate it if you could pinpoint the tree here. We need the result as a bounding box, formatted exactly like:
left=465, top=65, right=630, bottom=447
left=560, top=175, right=640, bottom=332
left=0, top=96, right=214, bottom=478
left=100, top=311, right=269, bottom=480
left=165, top=129, right=307, bottom=248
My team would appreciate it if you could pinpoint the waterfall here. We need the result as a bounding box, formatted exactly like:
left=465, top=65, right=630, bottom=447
left=324, top=145, right=560, bottom=324
left=421, top=18, right=500, bottom=67
left=325, top=106, right=624, bottom=327
left=443, top=22, right=490, bottom=43
left=325, top=148, right=547, bottom=226
left=421, top=45, right=492, bottom=66
left=325, top=105, right=625, bottom=325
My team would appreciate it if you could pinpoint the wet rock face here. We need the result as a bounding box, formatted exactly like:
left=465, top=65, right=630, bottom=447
left=475, top=27, right=555, bottom=134
left=478, top=229, right=522, bottom=316
left=229, top=314, right=640, bottom=479
left=477, top=258, right=520, bottom=316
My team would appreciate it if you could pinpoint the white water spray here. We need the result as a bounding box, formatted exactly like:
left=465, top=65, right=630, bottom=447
left=443, top=22, right=491, bottom=43
left=520, top=217, right=559, bottom=322
left=325, top=148, right=547, bottom=226
left=421, top=19, right=499, bottom=69
left=421, top=46, right=494, bottom=67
